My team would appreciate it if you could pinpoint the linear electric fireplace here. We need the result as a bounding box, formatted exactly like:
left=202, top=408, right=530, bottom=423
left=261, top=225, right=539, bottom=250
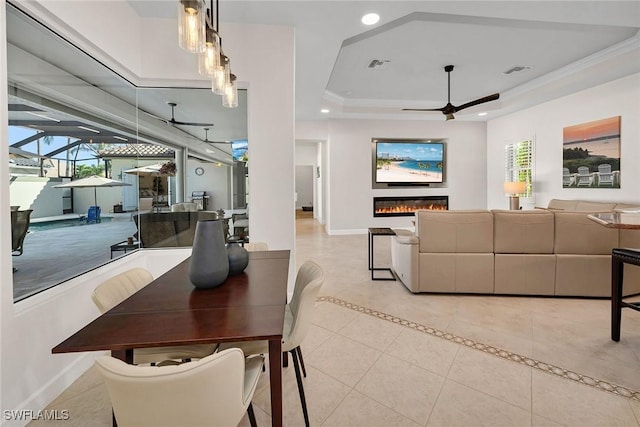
left=374, top=196, right=449, bottom=217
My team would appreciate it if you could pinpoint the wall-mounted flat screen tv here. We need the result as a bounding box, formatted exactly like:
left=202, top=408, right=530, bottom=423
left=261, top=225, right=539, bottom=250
left=374, top=139, right=446, bottom=184
left=231, top=139, right=248, bottom=162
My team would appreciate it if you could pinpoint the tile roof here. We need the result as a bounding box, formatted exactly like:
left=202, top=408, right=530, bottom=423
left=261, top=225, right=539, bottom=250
left=9, top=158, right=49, bottom=168
left=99, top=144, right=175, bottom=158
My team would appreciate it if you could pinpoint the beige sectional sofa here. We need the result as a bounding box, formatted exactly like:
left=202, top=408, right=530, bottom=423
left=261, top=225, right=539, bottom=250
left=391, top=199, right=640, bottom=297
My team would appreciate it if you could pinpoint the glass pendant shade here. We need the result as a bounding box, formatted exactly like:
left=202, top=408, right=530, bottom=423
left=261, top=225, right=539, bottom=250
left=198, top=29, right=220, bottom=76
left=178, top=0, right=205, bottom=53
left=212, top=54, right=229, bottom=94
left=223, top=78, right=238, bottom=108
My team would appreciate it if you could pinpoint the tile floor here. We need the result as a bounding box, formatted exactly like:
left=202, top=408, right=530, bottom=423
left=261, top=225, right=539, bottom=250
left=29, top=216, right=640, bottom=426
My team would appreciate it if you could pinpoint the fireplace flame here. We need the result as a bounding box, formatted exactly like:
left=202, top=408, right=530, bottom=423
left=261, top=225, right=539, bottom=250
left=375, top=203, right=447, bottom=214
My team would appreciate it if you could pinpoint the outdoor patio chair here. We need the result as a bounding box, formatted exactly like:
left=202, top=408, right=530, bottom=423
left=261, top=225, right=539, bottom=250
left=576, top=166, right=593, bottom=187
left=598, top=163, right=614, bottom=187
left=11, top=209, right=32, bottom=256
left=86, top=205, right=101, bottom=223
left=562, top=168, right=575, bottom=187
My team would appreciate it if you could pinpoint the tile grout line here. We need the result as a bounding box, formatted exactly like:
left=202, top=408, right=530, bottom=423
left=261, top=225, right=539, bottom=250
left=318, top=295, right=640, bottom=402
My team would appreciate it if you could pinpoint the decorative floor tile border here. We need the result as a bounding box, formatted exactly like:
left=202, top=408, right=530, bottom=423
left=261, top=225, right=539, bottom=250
left=317, top=295, right=640, bottom=402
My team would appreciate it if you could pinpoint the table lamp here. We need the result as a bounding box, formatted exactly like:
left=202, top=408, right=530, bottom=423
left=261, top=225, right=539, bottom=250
left=503, top=181, right=527, bottom=210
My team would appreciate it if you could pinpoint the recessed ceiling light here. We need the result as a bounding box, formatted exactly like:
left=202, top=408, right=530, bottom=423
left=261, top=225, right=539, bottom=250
left=477, top=112, right=488, bottom=117
left=320, top=108, right=330, bottom=114
left=361, top=13, right=380, bottom=26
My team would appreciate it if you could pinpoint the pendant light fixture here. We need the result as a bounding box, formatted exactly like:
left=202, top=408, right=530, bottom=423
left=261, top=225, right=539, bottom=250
left=198, top=27, right=220, bottom=76
left=212, top=54, right=230, bottom=94
left=177, top=0, right=206, bottom=53
left=223, top=74, right=238, bottom=108
left=178, top=0, right=237, bottom=108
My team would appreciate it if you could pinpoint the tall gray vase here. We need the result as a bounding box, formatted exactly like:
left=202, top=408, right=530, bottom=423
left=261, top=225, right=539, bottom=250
left=189, top=220, right=229, bottom=289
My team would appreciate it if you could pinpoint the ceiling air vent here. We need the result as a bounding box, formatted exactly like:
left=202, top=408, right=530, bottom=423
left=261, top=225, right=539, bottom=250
left=502, top=65, right=533, bottom=75
left=368, top=59, right=390, bottom=68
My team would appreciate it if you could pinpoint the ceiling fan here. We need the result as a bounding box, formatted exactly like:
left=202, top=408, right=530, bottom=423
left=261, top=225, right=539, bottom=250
left=159, top=102, right=214, bottom=127
left=403, top=65, right=499, bottom=121
left=201, top=128, right=232, bottom=145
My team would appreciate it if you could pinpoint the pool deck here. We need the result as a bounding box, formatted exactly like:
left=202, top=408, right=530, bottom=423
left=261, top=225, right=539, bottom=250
left=12, top=212, right=138, bottom=301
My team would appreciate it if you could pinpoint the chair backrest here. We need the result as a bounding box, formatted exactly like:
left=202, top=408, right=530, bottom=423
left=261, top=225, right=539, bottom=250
left=11, top=209, right=32, bottom=255
left=95, top=348, right=255, bottom=427
left=244, top=242, right=269, bottom=251
left=577, top=166, right=590, bottom=175
left=598, top=163, right=612, bottom=174
left=91, top=268, right=154, bottom=313
left=87, top=206, right=101, bottom=223
left=284, top=261, right=324, bottom=350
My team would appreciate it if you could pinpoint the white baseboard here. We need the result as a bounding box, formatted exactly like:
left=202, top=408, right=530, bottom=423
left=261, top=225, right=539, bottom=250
left=2, top=352, right=99, bottom=427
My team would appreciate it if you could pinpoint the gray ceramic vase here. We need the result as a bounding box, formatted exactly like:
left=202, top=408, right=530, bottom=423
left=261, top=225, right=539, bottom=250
left=189, top=220, right=229, bottom=288
left=227, top=242, right=249, bottom=275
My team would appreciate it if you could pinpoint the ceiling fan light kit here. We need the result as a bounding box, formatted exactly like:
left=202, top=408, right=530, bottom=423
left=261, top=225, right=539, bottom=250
left=178, top=0, right=238, bottom=108
left=403, top=65, right=499, bottom=120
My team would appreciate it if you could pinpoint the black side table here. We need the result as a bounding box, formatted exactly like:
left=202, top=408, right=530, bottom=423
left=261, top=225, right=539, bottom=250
left=368, top=227, right=396, bottom=281
left=110, top=240, right=141, bottom=259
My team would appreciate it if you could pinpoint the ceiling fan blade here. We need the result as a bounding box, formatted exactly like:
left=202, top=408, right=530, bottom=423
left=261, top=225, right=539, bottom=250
left=454, top=93, right=500, bottom=112
left=205, top=141, right=232, bottom=144
left=402, top=108, right=446, bottom=112
left=169, top=119, right=215, bottom=127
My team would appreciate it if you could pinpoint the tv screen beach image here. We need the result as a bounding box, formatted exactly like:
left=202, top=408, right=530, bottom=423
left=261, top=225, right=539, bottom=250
left=376, top=142, right=444, bottom=183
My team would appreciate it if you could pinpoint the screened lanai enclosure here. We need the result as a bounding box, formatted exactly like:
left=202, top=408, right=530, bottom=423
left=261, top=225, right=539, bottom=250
left=6, top=2, right=249, bottom=301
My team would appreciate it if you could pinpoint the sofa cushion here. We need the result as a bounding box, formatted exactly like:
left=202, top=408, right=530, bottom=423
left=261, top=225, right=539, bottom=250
left=547, top=199, right=578, bottom=211
left=547, top=199, right=618, bottom=212
left=492, top=210, right=554, bottom=254
left=575, top=201, right=617, bottom=211
left=554, top=211, right=618, bottom=255
left=494, top=254, right=555, bottom=295
left=418, top=253, right=494, bottom=293
left=415, top=210, right=493, bottom=253
left=555, top=255, right=611, bottom=297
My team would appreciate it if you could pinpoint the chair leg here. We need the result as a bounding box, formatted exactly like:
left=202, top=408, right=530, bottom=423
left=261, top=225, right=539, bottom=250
left=296, top=346, right=307, bottom=378
left=290, top=349, right=310, bottom=427
left=247, top=402, right=258, bottom=427
left=612, top=255, right=624, bottom=342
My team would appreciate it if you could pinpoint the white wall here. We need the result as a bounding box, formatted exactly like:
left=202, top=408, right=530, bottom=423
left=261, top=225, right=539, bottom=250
left=186, top=160, right=230, bottom=210
left=487, top=73, right=640, bottom=210
left=326, top=119, right=488, bottom=233
left=9, top=178, right=64, bottom=218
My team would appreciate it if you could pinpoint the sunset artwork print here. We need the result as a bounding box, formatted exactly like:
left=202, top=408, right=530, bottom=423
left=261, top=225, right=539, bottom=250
left=562, top=116, right=620, bottom=188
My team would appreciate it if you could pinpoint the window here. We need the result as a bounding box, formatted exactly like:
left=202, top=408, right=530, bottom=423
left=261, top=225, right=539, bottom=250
left=504, top=139, right=534, bottom=199
left=6, top=3, right=247, bottom=301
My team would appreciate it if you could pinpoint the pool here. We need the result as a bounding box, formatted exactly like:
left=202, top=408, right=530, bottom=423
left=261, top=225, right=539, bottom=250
left=29, top=217, right=112, bottom=232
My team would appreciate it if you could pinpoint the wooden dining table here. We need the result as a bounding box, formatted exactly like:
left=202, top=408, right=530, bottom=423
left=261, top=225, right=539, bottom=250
left=52, top=250, right=290, bottom=427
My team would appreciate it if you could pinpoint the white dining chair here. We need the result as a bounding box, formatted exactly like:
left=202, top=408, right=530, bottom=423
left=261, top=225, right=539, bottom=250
left=91, top=268, right=217, bottom=365
left=219, top=261, right=324, bottom=426
left=95, top=348, right=263, bottom=427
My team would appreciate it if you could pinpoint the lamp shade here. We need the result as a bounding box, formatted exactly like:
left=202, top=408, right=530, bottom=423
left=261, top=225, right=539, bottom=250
left=223, top=75, right=238, bottom=108
left=212, top=54, right=230, bottom=94
left=503, top=181, right=527, bottom=195
left=198, top=28, right=220, bottom=76
left=178, top=0, right=205, bottom=53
